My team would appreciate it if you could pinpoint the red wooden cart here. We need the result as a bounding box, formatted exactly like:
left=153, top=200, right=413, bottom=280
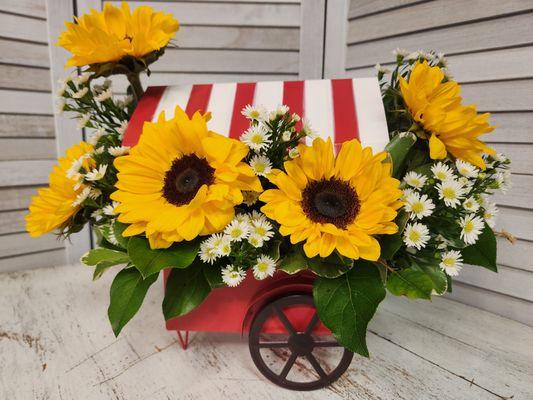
left=123, top=77, right=389, bottom=390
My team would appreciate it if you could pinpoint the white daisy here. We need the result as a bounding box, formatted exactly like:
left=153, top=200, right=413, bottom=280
left=374, top=63, right=390, bottom=74
left=248, top=234, right=264, bottom=248
left=301, top=118, right=317, bottom=138
left=221, top=265, right=246, bottom=287
left=431, top=162, right=454, bottom=181
left=66, top=156, right=85, bottom=180
left=77, top=113, right=91, bottom=129
left=288, top=147, right=299, bottom=159
left=88, top=128, right=105, bottom=146
left=483, top=202, right=498, bottom=229
left=94, top=146, right=105, bottom=155
left=208, top=233, right=232, bottom=257
left=291, top=113, right=301, bottom=123
left=74, top=72, right=91, bottom=86
left=252, top=255, right=277, bottom=280
left=401, top=188, right=416, bottom=201
left=403, top=171, right=427, bottom=190
left=392, top=48, right=409, bottom=57
left=56, top=99, right=66, bottom=114
left=199, top=238, right=220, bottom=264
left=460, top=214, right=485, bottom=245
left=282, top=130, right=292, bottom=142
left=116, top=121, right=129, bottom=139
left=495, top=171, right=512, bottom=193
left=108, top=146, right=130, bottom=157
left=458, top=176, right=474, bottom=193
left=462, top=197, right=480, bottom=213
left=103, top=201, right=119, bottom=216
left=72, top=87, right=89, bottom=99
left=436, top=179, right=466, bottom=208
left=494, top=153, right=508, bottom=163
left=440, top=250, right=463, bottom=276
left=85, top=164, right=107, bottom=181
left=250, top=210, right=268, bottom=224
left=456, top=160, right=479, bottom=178
left=90, top=209, right=103, bottom=220
left=240, top=125, right=271, bottom=152
left=94, top=87, right=113, bottom=103
left=224, top=219, right=251, bottom=242
left=435, top=234, right=451, bottom=250
left=276, top=104, right=290, bottom=116
left=403, top=222, right=430, bottom=250
left=249, top=155, right=272, bottom=177
left=241, top=104, right=266, bottom=121
left=404, top=192, right=435, bottom=220
left=251, top=218, right=274, bottom=241
left=72, top=187, right=91, bottom=207
left=88, top=187, right=101, bottom=199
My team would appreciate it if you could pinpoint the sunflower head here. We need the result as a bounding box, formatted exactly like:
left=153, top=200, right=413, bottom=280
left=111, top=107, right=262, bottom=249
left=26, top=142, right=94, bottom=237
left=58, top=2, right=179, bottom=68
left=259, top=138, right=402, bottom=260
left=400, top=60, right=495, bottom=169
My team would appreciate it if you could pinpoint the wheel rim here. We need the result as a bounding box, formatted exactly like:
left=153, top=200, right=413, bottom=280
left=248, top=294, right=353, bottom=391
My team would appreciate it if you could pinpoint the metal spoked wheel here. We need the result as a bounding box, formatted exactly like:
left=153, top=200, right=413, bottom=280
left=248, top=294, right=353, bottom=391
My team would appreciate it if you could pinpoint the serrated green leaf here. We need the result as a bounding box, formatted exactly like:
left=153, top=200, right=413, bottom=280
left=81, top=248, right=129, bottom=266
left=163, top=261, right=211, bottom=320
left=108, top=268, right=158, bottom=336
left=313, top=261, right=386, bottom=357
left=127, top=236, right=199, bottom=278
left=460, top=224, right=497, bottom=272
left=413, top=262, right=448, bottom=295
left=307, top=252, right=352, bottom=278
left=386, top=268, right=434, bottom=299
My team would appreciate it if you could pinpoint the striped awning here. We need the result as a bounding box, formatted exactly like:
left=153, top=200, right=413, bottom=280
left=123, top=78, right=389, bottom=152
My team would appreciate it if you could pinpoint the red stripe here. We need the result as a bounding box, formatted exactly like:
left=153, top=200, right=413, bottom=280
left=122, top=86, right=166, bottom=147
left=282, top=80, right=304, bottom=130
left=331, top=79, right=359, bottom=152
left=185, top=84, right=213, bottom=118
left=229, top=82, right=256, bottom=139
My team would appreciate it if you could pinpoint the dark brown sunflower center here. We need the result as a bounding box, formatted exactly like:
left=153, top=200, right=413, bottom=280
left=301, top=178, right=360, bottom=229
left=162, top=154, right=215, bottom=206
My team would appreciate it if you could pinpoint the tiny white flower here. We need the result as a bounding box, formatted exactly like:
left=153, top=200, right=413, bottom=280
left=250, top=210, right=268, bottom=224
left=398, top=131, right=416, bottom=140
left=94, top=146, right=105, bottom=155
left=282, top=130, right=292, bottom=142
left=103, top=201, right=119, bottom=216
left=72, top=187, right=91, bottom=207
left=458, top=176, right=474, bottom=193
left=404, top=192, right=435, bottom=220
left=456, top=160, right=479, bottom=178
left=276, top=104, right=290, bottom=116
left=251, top=218, right=274, bottom=241
left=199, top=237, right=220, bottom=264
left=403, top=171, right=427, bottom=190
left=301, top=118, right=317, bottom=138
left=440, top=250, right=463, bottom=276
left=88, top=128, right=105, bottom=145
left=241, top=104, right=266, bottom=121
left=431, top=162, right=454, bottom=181
left=288, top=147, right=299, bottom=159
left=436, top=179, right=466, bottom=208
left=116, top=121, right=129, bottom=139
left=66, top=156, right=85, bottom=180
left=252, top=255, right=276, bottom=280
left=435, top=234, right=450, bottom=250
left=94, top=87, right=113, bottom=103
left=495, top=171, right=512, bottom=193
left=224, top=219, right=251, bottom=242
left=249, top=154, right=272, bottom=177
left=85, top=164, right=108, bottom=181
left=221, top=265, right=246, bottom=287
left=460, top=214, right=485, bottom=245
left=240, top=125, right=271, bottom=152
left=483, top=202, right=498, bottom=229
left=72, top=87, right=89, bottom=99
left=91, top=209, right=103, bottom=220
left=234, top=213, right=251, bottom=224
left=77, top=113, right=91, bottom=129
left=407, top=50, right=420, bottom=60
left=88, top=187, right=101, bottom=199
left=494, top=153, right=508, bottom=163
left=462, top=196, right=479, bottom=213
left=403, top=222, right=430, bottom=250
left=108, top=146, right=130, bottom=157
left=57, top=79, right=68, bottom=97
left=374, top=63, right=390, bottom=74
left=248, top=234, right=264, bottom=248
left=291, top=113, right=301, bottom=122
left=392, top=48, right=409, bottom=57
left=56, top=98, right=66, bottom=114
left=208, top=234, right=232, bottom=257
left=74, top=72, right=91, bottom=86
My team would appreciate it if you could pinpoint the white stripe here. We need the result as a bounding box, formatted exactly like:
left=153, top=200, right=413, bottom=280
left=153, top=85, right=192, bottom=121
left=304, top=79, right=334, bottom=146
left=353, top=78, right=390, bottom=151
left=206, top=83, right=237, bottom=138
left=253, top=80, right=284, bottom=111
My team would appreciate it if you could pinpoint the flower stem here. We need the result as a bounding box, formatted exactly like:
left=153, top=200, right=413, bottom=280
left=126, top=72, right=144, bottom=105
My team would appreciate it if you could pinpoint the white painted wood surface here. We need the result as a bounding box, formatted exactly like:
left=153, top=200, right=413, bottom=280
left=0, top=264, right=531, bottom=399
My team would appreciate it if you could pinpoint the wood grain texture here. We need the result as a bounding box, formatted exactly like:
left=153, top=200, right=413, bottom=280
left=497, top=238, right=533, bottom=271
left=493, top=174, right=533, bottom=209
left=0, top=138, right=56, bottom=161
left=0, top=65, right=51, bottom=92
left=0, top=89, right=53, bottom=115
left=0, top=38, right=49, bottom=67
left=348, top=0, right=427, bottom=19
left=497, top=207, right=533, bottom=241
left=0, top=160, right=54, bottom=186
left=0, top=209, right=28, bottom=235
left=0, top=232, right=62, bottom=258
left=0, top=186, right=40, bottom=211
left=0, top=249, right=65, bottom=273
left=0, top=114, right=55, bottom=138
left=0, top=11, right=48, bottom=43
left=489, top=143, right=533, bottom=175
left=0, top=0, right=47, bottom=19
left=0, top=264, right=531, bottom=399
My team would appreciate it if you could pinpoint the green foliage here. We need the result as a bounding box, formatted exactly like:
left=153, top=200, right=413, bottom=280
left=203, top=264, right=225, bottom=289
left=279, top=250, right=308, bottom=275
left=278, top=246, right=352, bottom=278
left=313, top=261, right=386, bottom=357
left=461, top=224, right=497, bottom=272
left=384, top=133, right=417, bottom=178
left=380, top=233, right=403, bottom=260
left=162, top=260, right=211, bottom=320
left=127, top=236, right=199, bottom=278
left=386, top=268, right=434, bottom=300
left=413, top=261, right=448, bottom=295
left=108, top=268, right=158, bottom=336
left=81, top=247, right=129, bottom=280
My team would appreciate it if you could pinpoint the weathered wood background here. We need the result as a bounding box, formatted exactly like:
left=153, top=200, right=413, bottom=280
left=0, top=264, right=531, bottom=399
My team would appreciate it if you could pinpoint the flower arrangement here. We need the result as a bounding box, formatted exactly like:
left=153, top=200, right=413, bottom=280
left=26, top=4, right=512, bottom=361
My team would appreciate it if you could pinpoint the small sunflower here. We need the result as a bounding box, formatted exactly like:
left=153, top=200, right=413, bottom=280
left=259, top=138, right=402, bottom=260
left=26, top=142, right=94, bottom=237
left=111, top=107, right=262, bottom=249
left=400, top=60, right=495, bottom=169
left=58, top=2, right=179, bottom=68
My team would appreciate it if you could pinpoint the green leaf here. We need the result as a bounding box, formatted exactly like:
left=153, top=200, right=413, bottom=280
left=279, top=250, right=308, bottom=275
left=127, top=236, right=199, bottom=278
left=460, top=224, right=497, bottom=272
left=379, top=233, right=403, bottom=260
left=81, top=248, right=129, bottom=266
left=307, top=252, right=353, bottom=278
left=384, top=133, right=417, bottom=178
left=313, top=261, right=386, bottom=357
left=413, top=262, right=447, bottom=295
left=93, top=261, right=122, bottom=281
left=395, top=209, right=409, bottom=233
left=163, top=261, right=211, bottom=320
left=203, top=264, right=224, bottom=289
left=111, top=221, right=130, bottom=249
left=386, top=268, right=434, bottom=299
left=108, top=268, right=158, bottom=336
left=266, top=240, right=282, bottom=261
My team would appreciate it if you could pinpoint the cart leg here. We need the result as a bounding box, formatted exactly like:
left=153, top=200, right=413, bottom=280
left=177, top=330, right=189, bottom=350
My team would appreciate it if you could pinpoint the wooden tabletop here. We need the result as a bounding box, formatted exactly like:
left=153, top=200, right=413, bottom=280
left=0, top=264, right=531, bottom=400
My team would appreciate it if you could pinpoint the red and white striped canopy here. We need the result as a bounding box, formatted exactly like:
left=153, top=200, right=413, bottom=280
left=123, top=78, right=389, bottom=151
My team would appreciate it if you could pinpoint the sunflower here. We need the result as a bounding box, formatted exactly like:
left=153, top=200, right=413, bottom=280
left=58, top=2, right=179, bottom=68
left=259, top=138, right=402, bottom=260
left=400, top=60, right=495, bottom=169
left=111, top=107, right=262, bottom=249
left=26, top=142, right=94, bottom=237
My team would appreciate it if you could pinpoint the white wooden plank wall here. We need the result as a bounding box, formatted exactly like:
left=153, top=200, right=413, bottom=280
left=0, top=0, right=67, bottom=272
left=336, top=0, right=533, bottom=326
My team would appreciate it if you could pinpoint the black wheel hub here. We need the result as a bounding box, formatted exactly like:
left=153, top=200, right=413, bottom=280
left=288, top=333, right=314, bottom=356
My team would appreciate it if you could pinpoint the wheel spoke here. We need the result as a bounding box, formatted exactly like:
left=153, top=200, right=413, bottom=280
left=258, top=341, right=290, bottom=348
left=273, top=304, right=296, bottom=335
left=314, top=341, right=342, bottom=347
left=306, top=353, right=327, bottom=379
left=304, top=313, right=320, bottom=335
left=279, top=352, right=298, bottom=379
